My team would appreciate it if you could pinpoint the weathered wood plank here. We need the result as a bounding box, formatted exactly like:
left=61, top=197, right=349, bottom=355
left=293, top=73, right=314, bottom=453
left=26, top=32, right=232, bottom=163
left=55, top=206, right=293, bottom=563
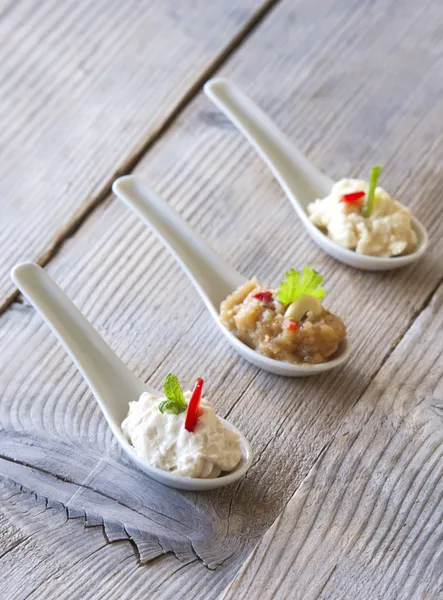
left=2, top=0, right=443, bottom=596
left=0, top=478, right=222, bottom=600
left=222, top=282, right=443, bottom=600
left=0, top=0, right=274, bottom=309
left=0, top=428, right=232, bottom=567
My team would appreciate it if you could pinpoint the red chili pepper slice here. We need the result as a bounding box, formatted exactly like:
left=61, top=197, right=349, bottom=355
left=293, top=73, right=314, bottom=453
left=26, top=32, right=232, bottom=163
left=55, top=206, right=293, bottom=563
left=340, top=191, right=366, bottom=204
left=184, top=378, right=204, bottom=433
left=253, top=291, right=273, bottom=303
left=283, top=319, right=300, bottom=332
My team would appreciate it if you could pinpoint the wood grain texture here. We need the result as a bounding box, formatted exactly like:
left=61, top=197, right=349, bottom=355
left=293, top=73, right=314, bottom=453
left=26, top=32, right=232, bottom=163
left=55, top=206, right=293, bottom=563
left=1, top=0, right=443, bottom=597
left=223, top=282, right=443, bottom=600
left=0, top=0, right=273, bottom=309
left=0, top=478, right=221, bottom=600
left=0, top=431, right=216, bottom=566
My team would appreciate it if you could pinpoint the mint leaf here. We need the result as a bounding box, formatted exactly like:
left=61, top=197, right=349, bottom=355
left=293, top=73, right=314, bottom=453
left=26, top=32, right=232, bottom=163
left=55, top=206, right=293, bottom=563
left=277, top=266, right=326, bottom=306
left=159, top=373, right=187, bottom=415
left=159, top=399, right=185, bottom=415
left=362, top=164, right=382, bottom=218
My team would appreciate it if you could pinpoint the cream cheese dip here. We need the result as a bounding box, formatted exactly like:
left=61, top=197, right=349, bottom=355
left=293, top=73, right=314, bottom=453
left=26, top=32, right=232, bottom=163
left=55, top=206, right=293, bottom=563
left=122, top=389, right=242, bottom=479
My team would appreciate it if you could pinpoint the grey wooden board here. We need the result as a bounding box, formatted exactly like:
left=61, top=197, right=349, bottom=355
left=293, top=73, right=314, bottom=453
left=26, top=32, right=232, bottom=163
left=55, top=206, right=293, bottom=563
left=0, top=478, right=221, bottom=600
left=1, top=0, right=443, bottom=597
left=223, top=282, right=443, bottom=600
left=0, top=0, right=272, bottom=309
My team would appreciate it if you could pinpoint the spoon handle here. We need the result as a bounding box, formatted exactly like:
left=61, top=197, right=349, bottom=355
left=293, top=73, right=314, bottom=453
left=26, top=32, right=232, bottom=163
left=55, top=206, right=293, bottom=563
left=204, top=77, right=334, bottom=211
left=11, top=263, right=148, bottom=427
left=113, top=176, right=245, bottom=315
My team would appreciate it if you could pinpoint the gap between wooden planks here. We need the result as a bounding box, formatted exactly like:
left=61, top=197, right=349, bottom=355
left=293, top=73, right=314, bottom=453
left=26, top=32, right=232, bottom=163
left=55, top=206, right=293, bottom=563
left=0, top=0, right=280, bottom=313
left=1, top=0, right=443, bottom=597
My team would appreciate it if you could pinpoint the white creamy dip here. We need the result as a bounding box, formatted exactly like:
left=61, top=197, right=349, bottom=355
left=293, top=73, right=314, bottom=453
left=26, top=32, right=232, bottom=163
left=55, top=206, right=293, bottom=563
left=308, top=178, right=417, bottom=257
left=121, top=392, right=242, bottom=478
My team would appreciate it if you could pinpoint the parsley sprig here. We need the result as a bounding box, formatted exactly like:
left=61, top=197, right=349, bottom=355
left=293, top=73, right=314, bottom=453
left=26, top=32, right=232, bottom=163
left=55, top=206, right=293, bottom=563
left=158, top=373, right=188, bottom=415
left=277, top=266, right=326, bottom=306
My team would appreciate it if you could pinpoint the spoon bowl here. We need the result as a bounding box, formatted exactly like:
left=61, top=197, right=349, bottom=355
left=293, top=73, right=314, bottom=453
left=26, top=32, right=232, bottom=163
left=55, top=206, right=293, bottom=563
left=204, top=77, right=429, bottom=271
left=113, top=176, right=351, bottom=376
left=11, top=262, right=253, bottom=491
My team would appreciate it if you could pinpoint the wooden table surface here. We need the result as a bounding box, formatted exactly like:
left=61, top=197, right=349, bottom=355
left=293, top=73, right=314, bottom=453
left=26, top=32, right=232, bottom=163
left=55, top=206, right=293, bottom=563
left=1, top=0, right=443, bottom=598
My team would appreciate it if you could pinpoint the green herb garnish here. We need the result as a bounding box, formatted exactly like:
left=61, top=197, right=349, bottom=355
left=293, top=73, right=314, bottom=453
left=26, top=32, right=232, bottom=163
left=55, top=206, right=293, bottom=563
left=158, top=373, right=187, bottom=415
left=362, top=165, right=382, bottom=218
left=277, top=265, right=326, bottom=306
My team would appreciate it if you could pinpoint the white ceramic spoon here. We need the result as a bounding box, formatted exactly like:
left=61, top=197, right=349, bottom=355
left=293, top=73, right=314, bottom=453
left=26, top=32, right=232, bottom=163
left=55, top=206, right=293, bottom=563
left=10, top=262, right=253, bottom=491
left=204, top=77, right=429, bottom=271
left=112, top=176, right=351, bottom=376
